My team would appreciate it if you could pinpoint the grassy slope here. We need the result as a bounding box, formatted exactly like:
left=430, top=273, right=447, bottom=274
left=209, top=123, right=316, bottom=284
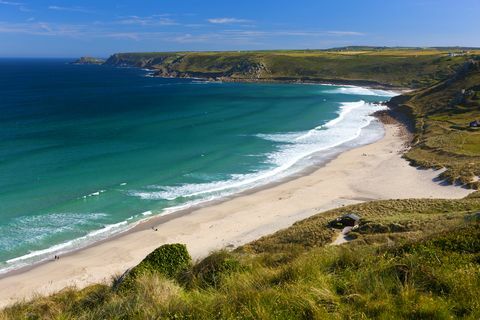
left=389, top=58, right=480, bottom=188
left=104, top=48, right=479, bottom=89
left=2, top=199, right=480, bottom=319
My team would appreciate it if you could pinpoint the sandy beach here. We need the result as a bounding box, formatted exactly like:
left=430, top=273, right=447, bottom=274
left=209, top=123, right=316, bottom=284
left=0, top=121, right=472, bottom=307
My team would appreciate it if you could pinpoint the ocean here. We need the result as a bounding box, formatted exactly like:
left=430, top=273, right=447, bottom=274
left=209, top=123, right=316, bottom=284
left=0, top=58, right=396, bottom=273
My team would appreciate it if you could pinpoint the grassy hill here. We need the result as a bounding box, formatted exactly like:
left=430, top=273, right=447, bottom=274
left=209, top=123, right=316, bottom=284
left=2, top=198, right=479, bottom=319
left=389, top=57, right=480, bottom=188
left=104, top=48, right=479, bottom=89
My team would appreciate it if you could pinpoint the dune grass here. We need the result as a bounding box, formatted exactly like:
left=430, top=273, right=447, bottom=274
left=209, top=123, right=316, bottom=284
left=2, top=198, right=479, bottom=319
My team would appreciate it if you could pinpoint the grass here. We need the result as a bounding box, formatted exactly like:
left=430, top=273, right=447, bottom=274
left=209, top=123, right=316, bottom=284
left=104, top=48, right=479, bottom=88
left=2, top=198, right=480, bottom=319
left=389, top=58, right=480, bottom=188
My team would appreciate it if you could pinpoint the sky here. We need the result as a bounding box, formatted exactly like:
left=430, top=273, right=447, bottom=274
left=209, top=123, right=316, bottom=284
left=0, top=0, right=479, bottom=57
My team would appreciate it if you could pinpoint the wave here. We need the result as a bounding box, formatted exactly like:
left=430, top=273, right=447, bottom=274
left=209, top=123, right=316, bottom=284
left=325, top=86, right=398, bottom=97
left=81, top=189, right=106, bottom=199
left=0, top=221, right=132, bottom=274
left=129, top=100, right=387, bottom=203
left=0, top=90, right=393, bottom=274
left=0, top=212, right=131, bottom=274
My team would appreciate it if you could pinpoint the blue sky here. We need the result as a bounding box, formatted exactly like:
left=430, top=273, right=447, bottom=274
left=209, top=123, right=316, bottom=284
left=0, top=0, right=479, bottom=57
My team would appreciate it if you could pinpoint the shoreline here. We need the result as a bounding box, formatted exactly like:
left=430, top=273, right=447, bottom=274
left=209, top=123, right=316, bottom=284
left=0, top=115, right=385, bottom=278
left=115, top=63, right=412, bottom=92
left=145, top=70, right=412, bottom=92
left=0, top=116, right=473, bottom=308
left=153, top=74, right=409, bottom=91
left=0, top=98, right=387, bottom=276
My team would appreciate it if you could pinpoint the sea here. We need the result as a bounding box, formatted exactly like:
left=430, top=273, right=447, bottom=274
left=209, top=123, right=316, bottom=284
left=0, top=58, right=396, bottom=273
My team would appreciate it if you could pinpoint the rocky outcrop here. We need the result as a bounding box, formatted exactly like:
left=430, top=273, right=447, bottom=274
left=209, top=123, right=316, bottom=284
left=72, top=56, right=105, bottom=65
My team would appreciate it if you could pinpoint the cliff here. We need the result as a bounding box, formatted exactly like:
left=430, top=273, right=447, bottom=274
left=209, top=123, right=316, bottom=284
left=103, top=49, right=478, bottom=89
left=72, top=56, right=105, bottom=65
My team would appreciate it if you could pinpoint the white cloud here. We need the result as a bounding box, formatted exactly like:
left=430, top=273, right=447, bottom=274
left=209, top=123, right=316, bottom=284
left=116, top=15, right=177, bottom=26
left=326, top=31, right=365, bottom=36
left=0, top=21, right=87, bottom=37
left=0, top=0, right=29, bottom=11
left=0, top=0, right=23, bottom=5
left=207, top=18, right=251, bottom=24
left=0, top=15, right=365, bottom=48
left=104, top=32, right=141, bottom=41
left=221, top=30, right=365, bottom=38
left=48, top=5, right=91, bottom=13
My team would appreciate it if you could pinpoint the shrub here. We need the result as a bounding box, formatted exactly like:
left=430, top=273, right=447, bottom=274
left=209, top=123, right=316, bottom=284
left=186, top=250, right=242, bottom=288
left=118, top=243, right=191, bottom=290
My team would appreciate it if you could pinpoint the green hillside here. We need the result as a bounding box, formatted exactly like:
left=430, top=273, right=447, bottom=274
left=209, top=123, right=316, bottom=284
left=104, top=48, right=479, bottom=88
left=389, top=58, right=480, bottom=188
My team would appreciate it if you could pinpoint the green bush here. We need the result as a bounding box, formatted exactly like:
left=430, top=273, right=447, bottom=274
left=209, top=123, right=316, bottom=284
left=186, top=250, right=242, bottom=288
left=118, top=243, right=191, bottom=290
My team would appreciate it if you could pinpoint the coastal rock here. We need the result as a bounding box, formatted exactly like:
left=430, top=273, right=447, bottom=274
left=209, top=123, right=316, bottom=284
left=72, top=56, right=105, bottom=65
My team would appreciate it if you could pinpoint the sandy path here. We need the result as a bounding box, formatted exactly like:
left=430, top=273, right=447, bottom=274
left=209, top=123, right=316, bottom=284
left=0, top=122, right=472, bottom=307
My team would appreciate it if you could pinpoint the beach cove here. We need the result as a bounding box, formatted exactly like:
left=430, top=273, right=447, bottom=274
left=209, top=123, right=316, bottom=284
left=0, top=117, right=472, bottom=307
left=0, top=59, right=396, bottom=272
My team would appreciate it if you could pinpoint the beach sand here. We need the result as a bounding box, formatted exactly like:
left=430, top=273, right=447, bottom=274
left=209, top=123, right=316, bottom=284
left=0, top=122, right=472, bottom=307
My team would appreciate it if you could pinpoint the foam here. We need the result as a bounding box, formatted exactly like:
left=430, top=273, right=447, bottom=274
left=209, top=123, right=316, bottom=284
left=82, top=189, right=106, bottom=199
left=0, top=212, right=130, bottom=274
left=325, top=86, right=398, bottom=97
left=130, top=100, right=388, bottom=203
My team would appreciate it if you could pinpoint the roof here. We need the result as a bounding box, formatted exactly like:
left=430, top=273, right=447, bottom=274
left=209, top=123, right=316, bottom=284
left=341, top=213, right=361, bottom=221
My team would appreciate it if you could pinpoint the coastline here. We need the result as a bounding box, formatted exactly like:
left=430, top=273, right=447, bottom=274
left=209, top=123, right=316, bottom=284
left=0, top=88, right=392, bottom=275
left=0, top=116, right=472, bottom=308
left=0, top=111, right=386, bottom=277
left=140, top=65, right=412, bottom=92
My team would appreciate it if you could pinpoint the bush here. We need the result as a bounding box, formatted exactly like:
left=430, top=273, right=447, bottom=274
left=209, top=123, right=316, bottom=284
left=185, top=250, right=242, bottom=288
left=118, top=243, right=191, bottom=290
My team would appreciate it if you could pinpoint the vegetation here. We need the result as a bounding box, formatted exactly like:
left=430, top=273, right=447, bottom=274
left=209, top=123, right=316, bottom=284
left=389, top=58, right=480, bottom=188
left=104, top=48, right=480, bottom=88
left=2, top=198, right=480, bottom=319
left=117, top=243, right=191, bottom=291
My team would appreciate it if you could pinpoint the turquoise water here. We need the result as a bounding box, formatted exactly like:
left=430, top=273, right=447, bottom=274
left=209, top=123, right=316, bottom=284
left=0, top=59, right=395, bottom=272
